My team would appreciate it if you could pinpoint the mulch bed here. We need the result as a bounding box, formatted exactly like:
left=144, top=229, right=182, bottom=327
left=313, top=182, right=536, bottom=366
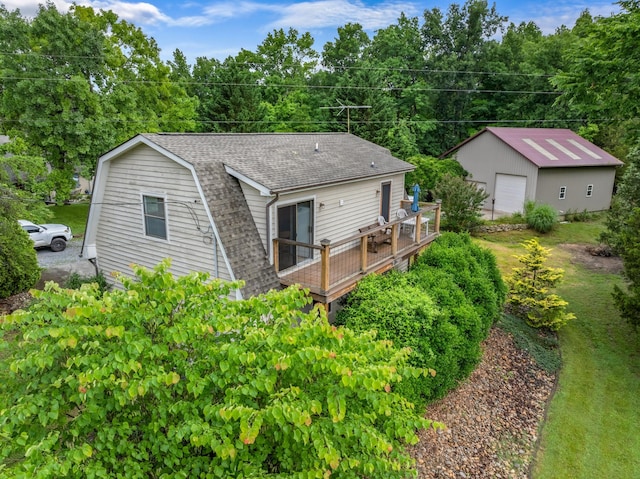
left=409, top=327, right=556, bottom=478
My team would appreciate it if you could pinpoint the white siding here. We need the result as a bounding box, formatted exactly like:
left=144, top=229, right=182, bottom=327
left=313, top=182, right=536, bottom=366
left=268, top=174, right=407, bottom=250
left=95, top=144, right=232, bottom=284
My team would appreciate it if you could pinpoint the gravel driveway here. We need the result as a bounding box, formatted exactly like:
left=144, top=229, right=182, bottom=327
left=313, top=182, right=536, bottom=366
left=36, top=238, right=97, bottom=288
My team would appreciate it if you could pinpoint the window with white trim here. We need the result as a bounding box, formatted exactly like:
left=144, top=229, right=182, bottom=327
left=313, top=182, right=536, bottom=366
left=143, top=195, right=167, bottom=239
left=559, top=186, right=567, bottom=200
left=586, top=184, right=594, bottom=197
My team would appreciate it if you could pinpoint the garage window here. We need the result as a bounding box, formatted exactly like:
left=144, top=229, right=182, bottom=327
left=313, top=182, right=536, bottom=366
left=586, top=184, right=594, bottom=197
left=143, top=195, right=167, bottom=239
left=559, top=186, right=567, bottom=200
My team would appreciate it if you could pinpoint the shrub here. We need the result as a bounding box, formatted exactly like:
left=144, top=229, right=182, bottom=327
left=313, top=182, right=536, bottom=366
left=337, top=233, right=506, bottom=404
left=65, top=271, right=111, bottom=295
left=432, top=174, right=489, bottom=232
left=414, top=233, right=507, bottom=330
left=0, top=217, right=40, bottom=299
left=526, top=203, right=558, bottom=233
left=335, top=272, right=440, bottom=404
left=505, top=238, right=575, bottom=331
left=0, top=260, right=435, bottom=478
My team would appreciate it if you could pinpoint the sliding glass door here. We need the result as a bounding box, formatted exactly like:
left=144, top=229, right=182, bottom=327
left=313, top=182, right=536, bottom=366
left=277, top=200, right=313, bottom=270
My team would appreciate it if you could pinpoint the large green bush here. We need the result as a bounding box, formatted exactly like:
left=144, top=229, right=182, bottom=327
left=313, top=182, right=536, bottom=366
left=0, top=260, right=435, bottom=478
left=336, top=233, right=506, bottom=405
left=413, top=232, right=507, bottom=330
left=0, top=216, right=40, bottom=299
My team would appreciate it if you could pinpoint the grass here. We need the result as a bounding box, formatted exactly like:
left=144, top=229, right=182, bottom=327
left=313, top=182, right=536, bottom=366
left=475, top=218, right=640, bottom=478
left=48, top=202, right=90, bottom=237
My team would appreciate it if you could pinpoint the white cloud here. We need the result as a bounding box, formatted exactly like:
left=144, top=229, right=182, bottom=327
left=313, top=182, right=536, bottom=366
left=265, top=0, right=418, bottom=31
left=510, top=1, right=621, bottom=34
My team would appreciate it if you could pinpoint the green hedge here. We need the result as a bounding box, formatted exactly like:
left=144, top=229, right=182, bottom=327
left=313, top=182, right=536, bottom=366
left=336, top=233, right=506, bottom=405
left=0, top=218, right=40, bottom=299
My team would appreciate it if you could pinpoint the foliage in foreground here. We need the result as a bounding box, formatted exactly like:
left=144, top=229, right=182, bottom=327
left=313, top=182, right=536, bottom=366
left=505, top=238, right=575, bottom=331
left=0, top=260, right=434, bottom=478
left=336, top=233, right=506, bottom=405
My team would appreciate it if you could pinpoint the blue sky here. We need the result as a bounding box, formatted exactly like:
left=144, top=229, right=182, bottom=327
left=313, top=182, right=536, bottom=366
left=10, top=0, right=620, bottom=62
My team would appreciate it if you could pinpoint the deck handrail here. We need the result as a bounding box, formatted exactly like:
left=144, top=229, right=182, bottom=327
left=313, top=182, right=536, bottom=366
left=273, top=203, right=441, bottom=300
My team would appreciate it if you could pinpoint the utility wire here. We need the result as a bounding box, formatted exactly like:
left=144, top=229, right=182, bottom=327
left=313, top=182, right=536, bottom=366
left=0, top=76, right=560, bottom=95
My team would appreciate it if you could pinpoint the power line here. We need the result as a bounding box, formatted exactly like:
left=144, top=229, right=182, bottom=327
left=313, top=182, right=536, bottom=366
left=0, top=76, right=560, bottom=95
left=0, top=51, right=557, bottom=78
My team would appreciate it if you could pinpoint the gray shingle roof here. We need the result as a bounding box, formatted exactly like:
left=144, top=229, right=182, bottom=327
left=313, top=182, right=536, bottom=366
left=143, top=132, right=413, bottom=193
left=138, top=132, right=412, bottom=298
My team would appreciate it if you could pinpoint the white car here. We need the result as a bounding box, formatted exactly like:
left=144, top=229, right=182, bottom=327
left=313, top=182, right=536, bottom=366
left=19, top=220, right=73, bottom=252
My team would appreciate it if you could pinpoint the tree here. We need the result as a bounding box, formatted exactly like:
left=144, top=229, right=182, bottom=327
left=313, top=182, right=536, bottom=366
left=602, top=140, right=640, bottom=327
left=0, top=3, right=197, bottom=178
left=551, top=3, right=640, bottom=146
left=0, top=260, right=435, bottom=477
left=432, top=173, right=488, bottom=231
left=404, top=155, right=467, bottom=200
left=0, top=137, right=48, bottom=298
left=505, top=238, right=575, bottom=330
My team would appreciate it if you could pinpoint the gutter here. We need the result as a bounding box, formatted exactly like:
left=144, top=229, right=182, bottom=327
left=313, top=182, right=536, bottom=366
left=265, top=192, right=280, bottom=260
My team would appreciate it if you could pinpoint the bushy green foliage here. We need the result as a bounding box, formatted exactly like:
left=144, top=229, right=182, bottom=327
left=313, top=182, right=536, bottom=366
left=526, top=203, right=558, bottom=233
left=0, top=260, right=435, bottom=478
left=335, top=272, right=439, bottom=404
left=564, top=208, right=595, bottom=222
left=414, top=233, right=507, bottom=329
left=0, top=218, right=41, bottom=299
left=64, top=271, right=111, bottom=296
left=404, top=155, right=467, bottom=200
left=505, top=238, right=575, bottom=331
left=612, top=207, right=640, bottom=328
left=336, top=233, right=506, bottom=405
left=432, top=174, right=489, bottom=232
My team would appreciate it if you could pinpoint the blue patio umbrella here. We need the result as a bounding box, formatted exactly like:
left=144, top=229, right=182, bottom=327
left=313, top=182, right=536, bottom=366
left=411, top=184, right=421, bottom=212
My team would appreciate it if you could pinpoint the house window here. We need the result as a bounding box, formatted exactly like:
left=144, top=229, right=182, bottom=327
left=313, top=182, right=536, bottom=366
left=586, top=184, right=594, bottom=197
left=143, top=195, right=167, bottom=239
left=559, top=186, right=567, bottom=200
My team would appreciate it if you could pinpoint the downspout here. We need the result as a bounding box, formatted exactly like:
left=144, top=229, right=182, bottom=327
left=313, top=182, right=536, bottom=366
left=265, top=192, right=279, bottom=260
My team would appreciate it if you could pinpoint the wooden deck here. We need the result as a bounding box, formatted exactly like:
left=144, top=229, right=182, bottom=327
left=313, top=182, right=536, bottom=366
left=276, top=204, right=440, bottom=305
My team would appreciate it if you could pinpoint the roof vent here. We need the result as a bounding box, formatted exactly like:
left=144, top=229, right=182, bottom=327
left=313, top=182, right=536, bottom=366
left=315, top=142, right=319, bottom=152
left=371, top=161, right=375, bottom=168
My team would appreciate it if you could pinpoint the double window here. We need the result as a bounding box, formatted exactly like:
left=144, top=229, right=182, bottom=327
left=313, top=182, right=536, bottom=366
left=559, top=186, right=567, bottom=200
left=586, top=184, right=594, bottom=197
left=143, top=195, right=167, bottom=239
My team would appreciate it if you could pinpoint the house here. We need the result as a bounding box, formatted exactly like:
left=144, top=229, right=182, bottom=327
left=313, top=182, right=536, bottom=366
left=82, top=133, right=440, bottom=307
left=442, top=127, right=623, bottom=215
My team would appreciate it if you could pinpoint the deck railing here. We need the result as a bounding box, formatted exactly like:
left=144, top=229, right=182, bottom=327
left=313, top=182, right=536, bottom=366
left=273, top=203, right=441, bottom=304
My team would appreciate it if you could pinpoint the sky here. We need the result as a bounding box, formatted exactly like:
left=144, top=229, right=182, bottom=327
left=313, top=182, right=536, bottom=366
left=8, top=0, right=621, bottom=62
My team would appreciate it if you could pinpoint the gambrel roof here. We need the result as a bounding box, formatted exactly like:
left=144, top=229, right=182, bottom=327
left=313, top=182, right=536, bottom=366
left=142, top=132, right=413, bottom=194
left=443, top=127, right=623, bottom=168
left=87, top=132, right=413, bottom=299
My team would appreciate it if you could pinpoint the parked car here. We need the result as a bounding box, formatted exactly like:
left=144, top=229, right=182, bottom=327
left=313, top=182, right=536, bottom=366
left=18, top=219, right=73, bottom=252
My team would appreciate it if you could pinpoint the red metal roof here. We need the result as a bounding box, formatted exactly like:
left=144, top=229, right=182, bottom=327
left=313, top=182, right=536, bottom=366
left=443, top=127, right=623, bottom=168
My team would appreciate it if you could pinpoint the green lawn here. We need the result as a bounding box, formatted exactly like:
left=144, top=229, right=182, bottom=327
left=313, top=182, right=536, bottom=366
left=48, top=202, right=90, bottom=237
left=475, top=219, right=640, bottom=478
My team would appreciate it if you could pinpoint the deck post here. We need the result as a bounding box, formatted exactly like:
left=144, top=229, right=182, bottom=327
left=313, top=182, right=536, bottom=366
left=434, top=201, right=441, bottom=233
left=391, top=223, right=398, bottom=254
left=414, top=212, right=422, bottom=243
left=360, top=236, right=368, bottom=272
left=320, top=239, right=331, bottom=293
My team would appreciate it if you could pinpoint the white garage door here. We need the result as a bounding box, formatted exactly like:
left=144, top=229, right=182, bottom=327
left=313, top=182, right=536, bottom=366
left=494, top=174, right=526, bottom=214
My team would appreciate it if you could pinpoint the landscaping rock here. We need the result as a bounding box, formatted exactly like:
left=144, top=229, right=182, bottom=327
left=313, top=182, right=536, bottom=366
left=409, top=327, right=555, bottom=478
